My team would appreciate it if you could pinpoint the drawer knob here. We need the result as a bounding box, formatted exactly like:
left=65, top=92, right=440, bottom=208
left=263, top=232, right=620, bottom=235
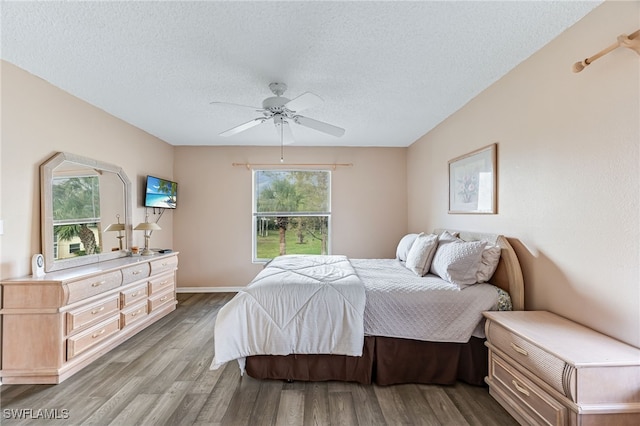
left=92, top=329, right=106, bottom=338
left=132, top=309, right=142, bottom=317
left=91, top=306, right=105, bottom=315
left=92, top=280, right=106, bottom=287
left=512, top=380, right=530, bottom=397
left=510, top=342, right=529, bottom=356
left=161, top=262, right=169, bottom=266
left=160, top=280, right=168, bottom=285
left=159, top=296, right=168, bottom=302
left=132, top=270, right=141, bottom=275
left=131, top=292, right=139, bottom=297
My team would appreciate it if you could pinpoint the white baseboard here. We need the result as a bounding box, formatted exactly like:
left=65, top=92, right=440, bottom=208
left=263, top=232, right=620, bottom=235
left=176, top=286, right=243, bottom=293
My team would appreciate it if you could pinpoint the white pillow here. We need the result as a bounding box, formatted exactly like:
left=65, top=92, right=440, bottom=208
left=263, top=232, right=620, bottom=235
left=405, top=233, right=439, bottom=276
left=476, top=245, right=501, bottom=283
left=430, top=239, right=487, bottom=287
left=396, top=233, right=419, bottom=261
left=438, top=230, right=459, bottom=243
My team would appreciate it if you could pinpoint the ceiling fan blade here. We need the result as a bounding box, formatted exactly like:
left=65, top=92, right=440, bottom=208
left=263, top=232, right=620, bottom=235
left=220, top=118, right=267, bottom=137
left=210, top=101, right=265, bottom=113
left=284, top=92, right=323, bottom=113
left=294, top=115, right=345, bottom=137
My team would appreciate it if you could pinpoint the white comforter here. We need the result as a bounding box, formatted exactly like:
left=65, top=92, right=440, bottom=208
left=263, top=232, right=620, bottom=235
left=352, top=258, right=504, bottom=342
left=210, top=255, right=365, bottom=371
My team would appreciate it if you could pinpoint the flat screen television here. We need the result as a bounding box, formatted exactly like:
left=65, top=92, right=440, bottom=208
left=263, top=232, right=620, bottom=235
left=144, top=175, right=177, bottom=209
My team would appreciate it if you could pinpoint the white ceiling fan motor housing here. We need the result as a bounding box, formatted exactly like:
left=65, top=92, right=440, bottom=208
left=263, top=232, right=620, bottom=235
left=262, top=96, right=291, bottom=112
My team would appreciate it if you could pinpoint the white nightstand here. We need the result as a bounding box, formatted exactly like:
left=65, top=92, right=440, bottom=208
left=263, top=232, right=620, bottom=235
left=483, top=311, right=640, bottom=426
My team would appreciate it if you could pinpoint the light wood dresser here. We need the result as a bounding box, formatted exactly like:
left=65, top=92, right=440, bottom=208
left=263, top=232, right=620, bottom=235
left=0, top=252, right=178, bottom=384
left=484, top=311, right=640, bottom=426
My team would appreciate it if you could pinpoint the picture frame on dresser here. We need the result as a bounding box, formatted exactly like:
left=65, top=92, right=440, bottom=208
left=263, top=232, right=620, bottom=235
left=449, top=143, right=497, bottom=214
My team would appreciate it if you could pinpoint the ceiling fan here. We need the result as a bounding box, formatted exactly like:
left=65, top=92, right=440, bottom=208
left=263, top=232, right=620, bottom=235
left=211, top=82, right=345, bottom=145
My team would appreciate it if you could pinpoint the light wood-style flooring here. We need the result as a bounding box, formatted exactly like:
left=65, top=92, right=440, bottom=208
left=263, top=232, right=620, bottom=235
left=0, top=293, right=518, bottom=425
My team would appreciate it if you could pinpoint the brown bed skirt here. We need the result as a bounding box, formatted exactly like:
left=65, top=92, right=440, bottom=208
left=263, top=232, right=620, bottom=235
left=245, top=336, right=488, bottom=386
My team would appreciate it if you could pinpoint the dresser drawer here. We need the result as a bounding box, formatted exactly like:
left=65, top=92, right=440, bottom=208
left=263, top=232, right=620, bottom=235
left=150, top=255, right=178, bottom=275
left=66, top=271, right=122, bottom=304
left=487, top=320, right=571, bottom=397
left=121, top=263, right=150, bottom=285
left=120, top=302, right=148, bottom=327
left=148, top=288, right=175, bottom=312
left=491, top=353, right=567, bottom=426
left=120, top=283, right=148, bottom=308
left=66, top=296, right=120, bottom=334
left=67, top=316, right=120, bottom=360
left=148, top=272, right=175, bottom=295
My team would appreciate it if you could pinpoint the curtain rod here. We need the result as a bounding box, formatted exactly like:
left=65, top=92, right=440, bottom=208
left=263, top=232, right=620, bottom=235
left=572, top=29, right=640, bottom=73
left=232, top=162, right=353, bottom=170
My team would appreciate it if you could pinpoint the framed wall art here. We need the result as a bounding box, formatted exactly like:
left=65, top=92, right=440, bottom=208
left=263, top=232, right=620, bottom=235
left=448, top=143, right=497, bottom=214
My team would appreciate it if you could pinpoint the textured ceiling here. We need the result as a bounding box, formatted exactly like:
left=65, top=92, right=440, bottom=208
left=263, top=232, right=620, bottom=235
left=1, top=1, right=601, bottom=147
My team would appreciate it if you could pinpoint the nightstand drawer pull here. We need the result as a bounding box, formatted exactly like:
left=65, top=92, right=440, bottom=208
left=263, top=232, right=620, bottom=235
left=92, top=329, right=106, bottom=339
left=159, top=296, right=168, bottom=302
left=92, top=280, right=106, bottom=287
left=512, top=380, right=530, bottom=397
left=132, top=270, right=141, bottom=275
left=131, top=309, right=142, bottom=317
left=131, top=292, right=139, bottom=297
left=91, top=306, right=105, bottom=315
left=510, top=342, right=529, bottom=356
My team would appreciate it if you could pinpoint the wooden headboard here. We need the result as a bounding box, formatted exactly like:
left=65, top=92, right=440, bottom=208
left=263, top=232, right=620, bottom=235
left=434, top=229, right=525, bottom=311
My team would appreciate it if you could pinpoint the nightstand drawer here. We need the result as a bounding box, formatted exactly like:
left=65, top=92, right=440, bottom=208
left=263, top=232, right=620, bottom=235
left=486, top=320, right=570, bottom=397
left=491, top=354, right=567, bottom=426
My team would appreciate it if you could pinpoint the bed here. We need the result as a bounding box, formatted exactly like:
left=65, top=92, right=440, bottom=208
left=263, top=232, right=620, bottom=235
left=211, top=229, right=524, bottom=386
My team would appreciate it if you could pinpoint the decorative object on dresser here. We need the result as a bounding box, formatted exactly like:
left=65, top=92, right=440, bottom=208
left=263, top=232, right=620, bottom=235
left=104, top=214, right=126, bottom=251
left=134, top=214, right=161, bottom=256
left=484, top=311, right=640, bottom=426
left=31, top=253, right=45, bottom=277
left=0, top=252, right=179, bottom=384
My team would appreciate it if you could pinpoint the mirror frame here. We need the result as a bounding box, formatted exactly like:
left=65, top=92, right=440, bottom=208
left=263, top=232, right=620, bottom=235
left=41, top=152, right=132, bottom=272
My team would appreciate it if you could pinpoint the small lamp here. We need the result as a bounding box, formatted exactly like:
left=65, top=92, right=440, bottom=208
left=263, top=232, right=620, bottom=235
left=104, top=214, right=126, bottom=251
left=134, top=215, right=161, bottom=256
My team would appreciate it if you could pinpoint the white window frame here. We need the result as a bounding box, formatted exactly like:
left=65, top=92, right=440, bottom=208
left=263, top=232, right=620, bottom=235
left=252, top=169, right=331, bottom=263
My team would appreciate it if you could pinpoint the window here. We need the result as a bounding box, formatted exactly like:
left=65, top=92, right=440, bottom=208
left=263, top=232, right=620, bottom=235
left=52, top=175, right=101, bottom=258
left=253, top=170, right=331, bottom=262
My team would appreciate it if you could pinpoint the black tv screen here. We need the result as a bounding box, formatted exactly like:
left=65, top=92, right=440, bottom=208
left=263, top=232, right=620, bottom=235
left=145, top=175, right=177, bottom=209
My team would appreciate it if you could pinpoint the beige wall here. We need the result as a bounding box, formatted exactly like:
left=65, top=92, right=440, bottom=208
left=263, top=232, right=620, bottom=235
left=173, top=146, right=407, bottom=288
left=2, top=1, right=637, bottom=350
left=1, top=61, right=175, bottom=279
left=407, top=1, right=640, bottom=347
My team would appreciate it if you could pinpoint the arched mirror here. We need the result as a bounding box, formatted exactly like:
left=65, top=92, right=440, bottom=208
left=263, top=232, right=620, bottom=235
left=41, top=152, right=132, bottom=272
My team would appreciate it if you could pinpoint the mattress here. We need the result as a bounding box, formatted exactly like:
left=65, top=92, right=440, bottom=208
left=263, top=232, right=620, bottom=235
left=351, top=258, right=510, bottom=343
